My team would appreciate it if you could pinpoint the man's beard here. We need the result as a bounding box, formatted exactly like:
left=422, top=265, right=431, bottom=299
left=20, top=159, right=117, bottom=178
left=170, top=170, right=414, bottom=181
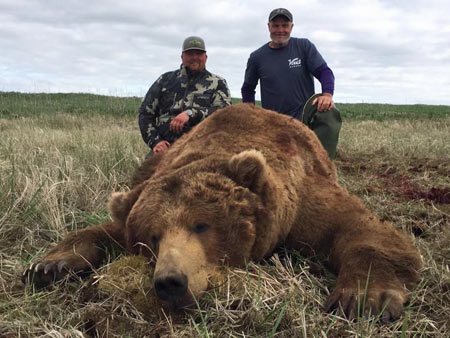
left=185, top=64, right=204, bottom=75
left=270, top=35, right=290, bottom=47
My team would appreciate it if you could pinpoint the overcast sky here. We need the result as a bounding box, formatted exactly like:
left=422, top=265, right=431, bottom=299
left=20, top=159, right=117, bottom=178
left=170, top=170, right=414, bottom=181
left=1, top=0, right=450, bottom=105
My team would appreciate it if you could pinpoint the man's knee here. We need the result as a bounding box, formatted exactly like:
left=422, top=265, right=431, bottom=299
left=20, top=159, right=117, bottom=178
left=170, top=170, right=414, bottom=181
left=302, top=94, right=342, bottom=159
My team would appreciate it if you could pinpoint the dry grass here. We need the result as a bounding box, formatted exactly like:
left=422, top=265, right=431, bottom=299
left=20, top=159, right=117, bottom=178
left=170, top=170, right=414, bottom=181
left=0, top=112, right=449, bottom=337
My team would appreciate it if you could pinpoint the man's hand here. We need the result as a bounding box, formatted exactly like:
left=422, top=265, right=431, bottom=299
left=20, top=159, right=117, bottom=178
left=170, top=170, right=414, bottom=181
left=169, top=111, right=190, bottom=133
left=153, top=140, right=171, bottom=153
left=312, top=93, right=335, bottom=112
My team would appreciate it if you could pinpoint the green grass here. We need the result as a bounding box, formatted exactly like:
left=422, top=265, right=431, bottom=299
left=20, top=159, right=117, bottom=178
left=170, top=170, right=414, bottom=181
left=0, top=92, right=140, bottom=118
left=0, top=92, right=449, bottom=337
left=2, top=91, right=450, bottom=120
left=337, top=102, right=450, bottom=120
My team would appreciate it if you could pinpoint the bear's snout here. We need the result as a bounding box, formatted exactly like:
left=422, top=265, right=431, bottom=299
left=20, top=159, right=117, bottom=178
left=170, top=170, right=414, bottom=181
left=151, top=228, right=213, bottom=309
left=154, top=271, right=188, bottom=304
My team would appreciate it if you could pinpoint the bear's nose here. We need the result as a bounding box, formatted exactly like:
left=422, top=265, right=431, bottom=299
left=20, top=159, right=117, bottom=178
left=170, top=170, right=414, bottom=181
left=154, top=272, right=188, bottom=302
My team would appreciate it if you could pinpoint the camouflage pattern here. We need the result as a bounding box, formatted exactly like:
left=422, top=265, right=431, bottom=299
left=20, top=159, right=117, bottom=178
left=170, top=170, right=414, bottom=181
left=138, top=65, right=231, bottom=149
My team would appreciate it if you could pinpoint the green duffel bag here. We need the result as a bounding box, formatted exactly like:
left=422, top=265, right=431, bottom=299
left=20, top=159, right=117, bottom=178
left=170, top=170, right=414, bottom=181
left=301, top=93, right=342, bottom=159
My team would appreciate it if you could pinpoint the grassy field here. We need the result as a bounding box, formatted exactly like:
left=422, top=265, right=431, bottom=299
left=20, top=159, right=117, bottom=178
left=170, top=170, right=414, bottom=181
left=0, top=92, right=449, bottom=337
left=2, top=91, right=450, bottom=120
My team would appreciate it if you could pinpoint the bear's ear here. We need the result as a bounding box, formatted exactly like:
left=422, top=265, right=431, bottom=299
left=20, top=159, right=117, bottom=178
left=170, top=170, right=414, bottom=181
left=227, top=149, right=270, bottom=195
left=109, top=183, right=144, bottom=223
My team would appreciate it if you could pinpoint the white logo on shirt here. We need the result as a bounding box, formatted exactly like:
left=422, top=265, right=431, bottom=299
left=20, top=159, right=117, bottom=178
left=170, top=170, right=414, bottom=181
left=288, top=58, right=302, bottom=68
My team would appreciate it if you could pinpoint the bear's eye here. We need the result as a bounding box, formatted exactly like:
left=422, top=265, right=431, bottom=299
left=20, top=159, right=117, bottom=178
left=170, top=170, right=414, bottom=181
left=151, top=235, right=160, bottom=248
left=192, top=223, right=210, bottom=234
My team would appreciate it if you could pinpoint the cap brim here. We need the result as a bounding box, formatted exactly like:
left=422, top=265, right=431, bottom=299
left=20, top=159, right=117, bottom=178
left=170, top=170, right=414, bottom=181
left=269, top=14, right=292, bottom=21
left=183, top=48, right=206, bottom=52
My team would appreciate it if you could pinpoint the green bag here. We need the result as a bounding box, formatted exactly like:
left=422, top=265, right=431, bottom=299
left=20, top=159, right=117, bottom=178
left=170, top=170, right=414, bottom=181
left=301, top=94, right=342, bottom=159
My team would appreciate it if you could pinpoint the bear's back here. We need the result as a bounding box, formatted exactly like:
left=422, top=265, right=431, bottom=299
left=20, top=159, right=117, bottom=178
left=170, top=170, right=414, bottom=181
left=140, top=104, right=336, bottom=184
left=181, top=104, right=335, bottom=177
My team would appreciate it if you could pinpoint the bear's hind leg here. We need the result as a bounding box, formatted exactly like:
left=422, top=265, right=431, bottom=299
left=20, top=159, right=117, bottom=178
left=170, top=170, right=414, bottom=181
left=325, top=232, right=422, bottom=322
left=323, top=201, right=422, bottom=321
left=287, top=188, right=422, bottom=321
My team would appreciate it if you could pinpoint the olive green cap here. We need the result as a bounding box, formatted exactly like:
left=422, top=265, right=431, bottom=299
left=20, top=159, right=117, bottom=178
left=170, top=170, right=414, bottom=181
left=182, top=36, right=206, bottom=52
left=269, top=8, right=293, bottom=22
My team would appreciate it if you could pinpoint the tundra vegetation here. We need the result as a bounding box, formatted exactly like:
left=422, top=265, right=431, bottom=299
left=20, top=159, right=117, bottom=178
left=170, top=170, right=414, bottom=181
left=0, top=92, right=449, bottom=337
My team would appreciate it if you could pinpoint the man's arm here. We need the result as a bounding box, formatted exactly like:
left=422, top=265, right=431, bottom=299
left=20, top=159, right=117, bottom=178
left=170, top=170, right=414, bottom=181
left=138, top=76, right=164, bottom=149
left=313, top=63, right=335, bottom=96
left=241, top=55, right=259, bottom=104
left=312, top=63, right=336, bottom=111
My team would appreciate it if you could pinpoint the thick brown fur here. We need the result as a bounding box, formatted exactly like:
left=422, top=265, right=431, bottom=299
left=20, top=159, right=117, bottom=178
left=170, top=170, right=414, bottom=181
left=23, top=104, right=422, bottom=321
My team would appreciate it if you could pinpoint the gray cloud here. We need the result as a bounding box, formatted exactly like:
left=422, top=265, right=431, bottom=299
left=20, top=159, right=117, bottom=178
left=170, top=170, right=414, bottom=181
left=1, top=0, right=449, bottom=104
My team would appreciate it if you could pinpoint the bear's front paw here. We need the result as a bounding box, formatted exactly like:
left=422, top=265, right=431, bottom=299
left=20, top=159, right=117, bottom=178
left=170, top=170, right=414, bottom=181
left=22, top=260, right=77, bottom=289
left=324, top=287, right=407, bottom=322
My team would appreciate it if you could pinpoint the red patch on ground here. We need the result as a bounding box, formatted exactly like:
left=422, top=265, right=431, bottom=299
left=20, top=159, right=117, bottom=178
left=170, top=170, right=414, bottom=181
left=402, top=187, right=450, bottom=204
left=336, top=158, right=450, bottom=205
left=377, top=173, right=450, bottom=204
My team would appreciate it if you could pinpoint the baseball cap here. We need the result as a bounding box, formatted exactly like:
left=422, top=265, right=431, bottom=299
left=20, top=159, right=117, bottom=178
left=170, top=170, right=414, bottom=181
left=269, top=8, right=293, bottom=22
left=182, top=36, right=206, bottom=52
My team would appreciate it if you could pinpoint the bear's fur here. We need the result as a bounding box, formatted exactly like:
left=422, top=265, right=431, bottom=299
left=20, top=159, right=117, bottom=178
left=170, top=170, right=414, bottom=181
left=23, top=104, right=422, bottom=321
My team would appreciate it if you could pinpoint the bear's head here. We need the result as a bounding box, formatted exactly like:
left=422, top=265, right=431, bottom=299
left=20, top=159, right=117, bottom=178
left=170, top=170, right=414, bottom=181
left=108, top=150, right=274, bottom=310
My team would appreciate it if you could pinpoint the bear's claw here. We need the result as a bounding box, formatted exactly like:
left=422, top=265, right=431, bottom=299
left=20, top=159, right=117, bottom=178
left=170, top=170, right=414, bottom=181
left=22, top=260, right=70, bottom=288
left=324, top=288, right=404, bottom=323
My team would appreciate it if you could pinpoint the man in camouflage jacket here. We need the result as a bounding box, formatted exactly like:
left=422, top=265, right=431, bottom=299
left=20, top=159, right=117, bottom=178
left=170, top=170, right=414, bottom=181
left=138, top=36, right=231, bottom=154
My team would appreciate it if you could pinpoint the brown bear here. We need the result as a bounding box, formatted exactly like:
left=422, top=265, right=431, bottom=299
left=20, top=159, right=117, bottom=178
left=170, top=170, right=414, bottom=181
left=22, top=103, right=422, bottom=322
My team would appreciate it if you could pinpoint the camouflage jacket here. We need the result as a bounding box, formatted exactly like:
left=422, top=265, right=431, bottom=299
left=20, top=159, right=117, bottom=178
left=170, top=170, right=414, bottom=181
left=138, top=65, right=231, bottom=149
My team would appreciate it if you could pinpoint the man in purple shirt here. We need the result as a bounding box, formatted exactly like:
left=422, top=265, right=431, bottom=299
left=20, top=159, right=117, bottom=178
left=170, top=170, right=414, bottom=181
left=242, top=8, right=341, bottom=159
